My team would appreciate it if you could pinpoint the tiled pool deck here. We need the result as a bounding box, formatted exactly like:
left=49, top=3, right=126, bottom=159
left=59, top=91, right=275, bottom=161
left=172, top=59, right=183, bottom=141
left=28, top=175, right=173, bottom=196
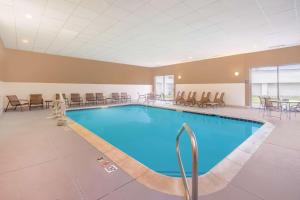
left=0, top=103, right=300, bottom=200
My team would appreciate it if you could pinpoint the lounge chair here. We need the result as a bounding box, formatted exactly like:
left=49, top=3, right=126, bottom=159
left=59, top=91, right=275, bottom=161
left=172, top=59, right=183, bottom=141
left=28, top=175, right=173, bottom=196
left=263, top=97, right=283, bottom=119
left=183, top=91, right=192, bottom=104
left=197, top=92, right=206, bottom=107
left=70, top=93, right=83, bottom=106
left=185, top=92, right=197, bottom=106
left=198, top=92, right=211, bottom=107
left=29, top=94, right=44, bottom=110
left=213, top=92, right=219, bottom=103
left=182, top=91, right=191, bottom=105
left=174, top=91, right=180, bottom=103
left=112, top=93, right=121, bottom=103
left=145, top=93, right=160, bottom=103
left=5, top=95, right=29, bottom=112
left=206, top=92, right=221, bottom=107
left=216, top=92, right=225, bottom=106
left=176, top=91, right=185, bottom=104
left=85, top=93, right=97, bottom=105
left=203, top=92, right=211, bottom=106
left=121, top=92, right=131, bottom=103
left=137, top=93, right=146, bottom=103
left=96, top=93, right=106, bottom=104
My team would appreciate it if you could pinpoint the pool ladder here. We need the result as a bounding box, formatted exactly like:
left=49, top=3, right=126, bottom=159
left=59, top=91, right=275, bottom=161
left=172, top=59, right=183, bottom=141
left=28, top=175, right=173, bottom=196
left=176, top=123, right=198, bottom=200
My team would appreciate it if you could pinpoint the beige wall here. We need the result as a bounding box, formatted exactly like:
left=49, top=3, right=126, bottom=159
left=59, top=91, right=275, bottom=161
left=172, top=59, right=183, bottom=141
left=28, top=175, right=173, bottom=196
left=152, top=45, right=300, bottom=106
left=1, top=42, right=300, bottom=107
left=2, top=49, right=152, bottom=85
left=0, top=39, right=5, bottom=81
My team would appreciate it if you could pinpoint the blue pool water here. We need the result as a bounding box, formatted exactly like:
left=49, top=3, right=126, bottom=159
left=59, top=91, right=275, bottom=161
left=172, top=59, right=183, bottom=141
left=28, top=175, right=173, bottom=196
left=66, top=105, right=262, bottom=177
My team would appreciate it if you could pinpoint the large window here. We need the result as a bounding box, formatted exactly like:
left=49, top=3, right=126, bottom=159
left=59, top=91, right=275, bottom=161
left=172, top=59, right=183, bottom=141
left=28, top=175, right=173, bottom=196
left=251, top=64, right=300, bottom=107
left=154, top=75, right=174, bottom=99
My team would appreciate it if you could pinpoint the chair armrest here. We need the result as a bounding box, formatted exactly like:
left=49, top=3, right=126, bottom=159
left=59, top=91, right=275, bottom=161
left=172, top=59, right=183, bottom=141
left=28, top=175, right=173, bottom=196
left=20, top=99, right=29, bottom=102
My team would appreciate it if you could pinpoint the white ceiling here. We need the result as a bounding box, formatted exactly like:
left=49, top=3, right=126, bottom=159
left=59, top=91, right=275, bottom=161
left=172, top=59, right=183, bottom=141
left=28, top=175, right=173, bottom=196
left=0, top=0, right=299, bottom=67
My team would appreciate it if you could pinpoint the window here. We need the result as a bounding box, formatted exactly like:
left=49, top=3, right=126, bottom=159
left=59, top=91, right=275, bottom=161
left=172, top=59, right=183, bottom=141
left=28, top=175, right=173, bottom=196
left=278, top=65, right=300, bottom=101
left=250, top=64, right=300, bottom=107
left=154, top=75, right=174, bottom=99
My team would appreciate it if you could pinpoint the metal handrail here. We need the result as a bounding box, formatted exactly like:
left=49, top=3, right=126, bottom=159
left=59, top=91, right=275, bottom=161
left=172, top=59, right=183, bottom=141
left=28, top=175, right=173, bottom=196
left=176, top=123, right=198, bottom=200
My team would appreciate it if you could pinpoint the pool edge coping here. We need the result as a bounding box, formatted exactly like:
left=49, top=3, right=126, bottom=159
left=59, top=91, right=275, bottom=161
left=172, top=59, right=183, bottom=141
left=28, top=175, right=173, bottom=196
left=66, top=103, right=274, bottom=196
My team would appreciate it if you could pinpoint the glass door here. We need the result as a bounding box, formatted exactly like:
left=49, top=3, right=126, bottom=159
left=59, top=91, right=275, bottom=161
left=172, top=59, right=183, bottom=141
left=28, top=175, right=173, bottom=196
left=154, top=75, right=174, bottom=100
left=278, top=64, right=300, bottom=101
left=155, top=76, right=164, bottom=96
left=250, top=64, right=300, bottom=107
left=251, top=66, right=278, bottom=108
left=164, top=75, right=174, bottom=99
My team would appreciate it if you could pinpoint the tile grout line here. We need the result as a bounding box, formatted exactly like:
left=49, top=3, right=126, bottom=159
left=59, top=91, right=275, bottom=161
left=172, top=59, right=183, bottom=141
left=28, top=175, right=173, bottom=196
left=0, top=157, right=58, bottom=176
left=229, top=182, right=265, bottom=200
left=265, top=140, right=300, bottom=152
left=96, top=178, right=137, bottom=200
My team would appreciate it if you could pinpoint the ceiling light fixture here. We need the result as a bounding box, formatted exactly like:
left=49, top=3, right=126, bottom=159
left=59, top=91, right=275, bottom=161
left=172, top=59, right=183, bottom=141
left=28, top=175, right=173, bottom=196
left=25, top=14, right=32, bottom=19
left=234, top=72, right=239, bottom=76
left=22, top=39, right=29, bottom=44
left=178, top=75, right=182, bottom=80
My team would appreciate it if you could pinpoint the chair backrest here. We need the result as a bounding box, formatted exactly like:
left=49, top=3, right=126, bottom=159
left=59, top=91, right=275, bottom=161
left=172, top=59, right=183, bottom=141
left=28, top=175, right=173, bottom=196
left=147, top=93, right=155, bottom=100
left=187, top=91, right=192, bottom=99
left=192, top=92, right=196, bottom=99
left=121, top=92, right=127, bottom=98
left=71, top=93, right=80, bottom=101
left=30, top=94, right=43, bottom=104
left=206, top=92, right=211, bottom=100
left=213, top=92, right=219, bottom=102
left=176, top=91, right=180, bottom=98
left=219, top=92, right=224, bottom=101
left=180, top=91, right=185, bottom=99
left=264, top=97, right=273, bottom=108
left=96, top=93, right=104, bottom=99
left=112, top=93, right=119, bottom=99
left=86, top=93, right=95, bottom=101
left=7, top=95, right=21, bottom=106
left=200, top=92, right=205, bottom=99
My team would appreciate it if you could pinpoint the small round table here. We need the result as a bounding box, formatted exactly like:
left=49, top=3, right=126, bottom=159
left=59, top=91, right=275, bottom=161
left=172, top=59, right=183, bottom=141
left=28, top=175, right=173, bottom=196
left=45, top=100, right=53, bottom=109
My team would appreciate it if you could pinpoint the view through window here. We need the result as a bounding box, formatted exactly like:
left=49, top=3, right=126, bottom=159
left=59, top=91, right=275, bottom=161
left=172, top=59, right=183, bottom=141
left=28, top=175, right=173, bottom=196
left=251, top=64, right=300, bottom=107
left=154, top=75, right=174, bottom=100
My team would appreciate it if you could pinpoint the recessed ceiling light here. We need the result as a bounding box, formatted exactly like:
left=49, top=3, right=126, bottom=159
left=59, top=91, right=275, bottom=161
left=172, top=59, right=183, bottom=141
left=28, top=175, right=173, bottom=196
left=22, top=39, right=29, bottom=44
left=188, top=56, right=193, bottom=59
left=25, top=14, right=32, bottom=19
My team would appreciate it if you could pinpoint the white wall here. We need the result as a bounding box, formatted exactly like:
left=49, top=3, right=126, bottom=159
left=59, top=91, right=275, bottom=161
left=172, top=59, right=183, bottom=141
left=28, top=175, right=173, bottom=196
left=1, top=82, right=152, bottom=109
left=176, top=83, right=245, bottom=106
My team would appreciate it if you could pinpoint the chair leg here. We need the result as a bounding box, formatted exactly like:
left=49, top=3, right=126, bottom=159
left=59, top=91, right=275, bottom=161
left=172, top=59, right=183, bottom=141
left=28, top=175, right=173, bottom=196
left=5, top=103, right=10, bottom=112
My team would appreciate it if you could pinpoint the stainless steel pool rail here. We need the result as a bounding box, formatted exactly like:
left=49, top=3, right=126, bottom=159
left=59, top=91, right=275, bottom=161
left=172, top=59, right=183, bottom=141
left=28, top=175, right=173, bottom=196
left=176, top=123, right=198, bottom=200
